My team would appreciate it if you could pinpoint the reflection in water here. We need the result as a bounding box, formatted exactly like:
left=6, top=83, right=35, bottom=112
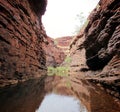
left=0, top=77, right=46, bottom=112
left=36, top=93, right=87, bottom=112
left=0, top=75, right=119, bottom=112
left=0, top=76, right=88, bottom=112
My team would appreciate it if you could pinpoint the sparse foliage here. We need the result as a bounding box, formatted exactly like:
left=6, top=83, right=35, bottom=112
left=73, top=12, right=87, bottom=35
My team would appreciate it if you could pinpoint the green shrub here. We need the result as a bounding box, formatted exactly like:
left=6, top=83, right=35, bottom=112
left=47, top=66, right=69, bottom=76
left=64, top=56, right=72, bottom=63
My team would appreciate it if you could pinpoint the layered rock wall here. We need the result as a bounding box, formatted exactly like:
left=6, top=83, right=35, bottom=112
left=43, top=37, right=65, bottom=67
left=0, top=0, right=47, bottom=86
left=84, top=0, right=120, bottom=71
left=55, top=36, right=73, bottom=56
left=70, top=0, right=120, bottom=98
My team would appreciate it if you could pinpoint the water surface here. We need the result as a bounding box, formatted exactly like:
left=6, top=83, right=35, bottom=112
left=36, top=93, right=87, bottom=112
left=0, top=75, right=120, bottom=112
left=0, top=76, right=87, bottom=112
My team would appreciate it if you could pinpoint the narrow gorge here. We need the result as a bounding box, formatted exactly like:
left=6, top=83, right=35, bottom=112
left=0, top=0, right=120, bottom=112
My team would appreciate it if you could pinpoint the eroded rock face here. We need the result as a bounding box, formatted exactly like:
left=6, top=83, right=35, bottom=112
left=84, top=0, right=120, bottom=98
left=69, top=27, right=87, bottom=73
left=0, top=0, right=47, bottom=86
left=70, top=0, right=120, bottom=99
left=84, top=0, right=120, bottom=70
left=55, top=36, right=73, bottom=56
left=42, top=37, right=65, bottom=67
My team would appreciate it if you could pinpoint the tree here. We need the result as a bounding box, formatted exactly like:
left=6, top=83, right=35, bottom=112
left=73, top=12, right=86, bottom=35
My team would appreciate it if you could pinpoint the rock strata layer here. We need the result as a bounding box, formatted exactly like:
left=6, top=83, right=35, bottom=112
left=55, top=36, right=73, bottom=56
left=0, top=0, right=47, bottom=87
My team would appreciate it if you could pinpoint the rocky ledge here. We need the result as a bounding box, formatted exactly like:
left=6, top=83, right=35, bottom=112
left=70, top=0, right=120, bottom=99
left=0, top=0, right=47, bottom=87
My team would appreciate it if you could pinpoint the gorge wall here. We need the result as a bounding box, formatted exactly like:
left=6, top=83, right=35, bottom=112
left=42, top=36, right=65, bottom=67
left=55, top=36, right=73, bottom=56
left=0, top=0, right=47, bottom=87
left=70, top=0, right=120, bottom=99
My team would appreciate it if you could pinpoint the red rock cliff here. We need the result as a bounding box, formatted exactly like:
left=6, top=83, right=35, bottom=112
left=55, top=36, right=73, bottom=56
left=70, top=0, right=120, bottom=99
left=0, top=0, right=47, bottom=86
left=43, top=36, right=65, bottom=67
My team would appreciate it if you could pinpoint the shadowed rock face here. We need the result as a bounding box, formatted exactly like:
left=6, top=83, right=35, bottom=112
left=70, top=0, right=120, bottom=99
left=0, top=0, right=47, bottom=87
left=42, top=37, right=65, bottom=67
left=84, top=0, right=120, bottom=70
left=28, top=0, right=47, bottom=16
left=84, top=0, right=120, bottom=98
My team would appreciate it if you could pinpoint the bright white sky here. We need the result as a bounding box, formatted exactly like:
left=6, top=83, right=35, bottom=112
left=42, top=0, right=99, bottom=38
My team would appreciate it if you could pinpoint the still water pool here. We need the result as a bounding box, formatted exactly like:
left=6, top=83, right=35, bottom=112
left=36, top=93, right=87, bottom=112
left=0, top=76, right=120, bottom=112
left=0, top=77, right=88, bottom=112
